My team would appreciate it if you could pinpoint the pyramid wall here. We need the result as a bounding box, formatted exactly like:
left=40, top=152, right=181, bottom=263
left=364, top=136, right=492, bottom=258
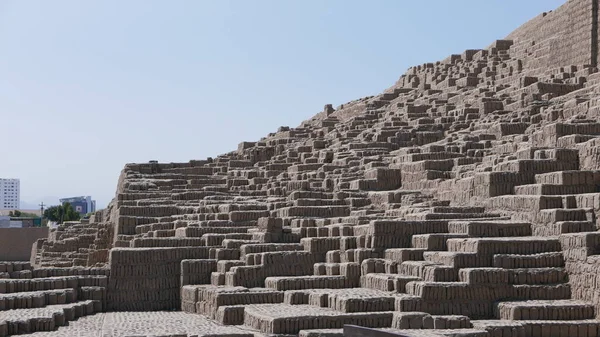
left=12, top=1, right=600, bottom=336
left=506, top=0, right=598, bottom=70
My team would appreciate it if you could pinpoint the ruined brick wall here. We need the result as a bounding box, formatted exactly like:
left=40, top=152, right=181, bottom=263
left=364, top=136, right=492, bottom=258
left=0, top=228, right=49, bottom=261
left=507, top=0, right=599, bottom=70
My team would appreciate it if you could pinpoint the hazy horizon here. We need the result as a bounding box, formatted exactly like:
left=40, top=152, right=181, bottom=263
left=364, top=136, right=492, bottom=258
left=0, top=0, right=565, bottom=209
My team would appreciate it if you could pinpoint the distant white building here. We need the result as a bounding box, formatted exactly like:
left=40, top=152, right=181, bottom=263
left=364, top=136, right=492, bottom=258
left=0, top=179, right=20, bottom=210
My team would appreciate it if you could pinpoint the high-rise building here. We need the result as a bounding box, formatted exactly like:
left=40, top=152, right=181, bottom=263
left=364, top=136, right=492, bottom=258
left=59, top=196, right=96, bottom=215
left=0, top=179, right=20, bottom=210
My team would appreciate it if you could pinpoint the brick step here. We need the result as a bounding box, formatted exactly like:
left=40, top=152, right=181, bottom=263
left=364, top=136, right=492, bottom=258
left=217, top=260, right=246, bottom=273
left=486, top=195, right=564, bottom=212
left=30, top=268, right=109, bottom=279
left=519, top=320, right=600, bottom=337
left=264, top=276, right=354, bottom=291
left=405, top=282, right=499, bottom=301
left=0, top=276, right=108, bottom=294
left=378, top=328, right=488, bottom=337
left=0, top=270, right=32, bottom=280
left=412, top=234, right=469, bottom=250
left=0, top=262, right=32, bottom=274
left=447, top=237, right=561, bottom=256
left=239, top=243, right=305, bottom=258
left=511, top=284, right=572, bottom=301
left=147, top=229, right=176, bottom=237
left=448, top=220, right=532, bottom=237
left=275, top=206, right=351, bottom=218
left=394, top=152, right=465, bottom=163
left=535, top=170, right=600, bottom=185
left=294, top=198, right=348, bottom=206
left=419, top=265, right=459, bottom=282
left=360, top=273, right=420, bottom=292
left=514, top=183, right=598, bottom=195
left=220, top=239, right=260, bottom=249
left=210, top=272, right=226, bottom=286
left=495, top=300, right=595, bottom=320
left=405, top=213, right=503, bottom=220
left=314, top=263, right=344, bottom=276
left=175, top=227, right=254, bottom=237
left=360, top=258, right=398, bottom=275
left=493, top=159, right=577, bottom=175
left=405, top=281, right=571, bottom=301
left=181, top=285, right=284, bottom=318
left=391, top=311, right=471, bottom=330
left=298, top=329, right=343, bottom=337
left=384, top=248, right=426, bottom=263
left=214, top=305, right=246, bottom=325
left=470, top=320, right=526, bottom=337
left=399, top=261, right=446, bottom=278
left=0, top=289, right=78, bottom=310
left=559, top=232, right=600, bottom=258
left=225, top=251, right=325, bottom=288
left=430, top=206, right=486, bottom=214
left=459, top=267, right=567, bottom=285
left=315, top=288, right=398, bottom=313
left=135, top=222, right=175, bottom=234
left=0, top=300, right=99, bottom=336
left=533, top=221, right=596, bottom=237
left=492, top=252, right=565, bottom=269
left=423, top=252, right=488, bottom=268
left=474, top=317, right=600, bottom=337
left=395, top=296, right=494, bottom=319
left=210, top=248, right=240, bottom=261
left=537, top=208, right=593, bottom=224
left=243, top=304, right=393, bottom=334
left=201, top=233, right=255, bottom=247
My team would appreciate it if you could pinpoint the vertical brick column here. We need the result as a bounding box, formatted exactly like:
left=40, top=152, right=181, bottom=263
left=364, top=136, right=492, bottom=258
left=593, top=0, right=599, bottom=67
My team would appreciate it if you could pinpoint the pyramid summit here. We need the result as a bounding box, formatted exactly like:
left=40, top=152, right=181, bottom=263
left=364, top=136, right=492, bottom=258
left=4, top=0, right=600, bottom=336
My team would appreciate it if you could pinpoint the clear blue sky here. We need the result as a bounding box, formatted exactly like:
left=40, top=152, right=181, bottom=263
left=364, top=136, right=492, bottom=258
left=0, top=0, right=564, bottom=209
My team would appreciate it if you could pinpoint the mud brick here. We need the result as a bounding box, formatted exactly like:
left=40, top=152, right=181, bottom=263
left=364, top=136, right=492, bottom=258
left=216, top=305, right=246, bottom=325
left=181, top=259, right=217, bottom=286
left=23, top=1, right=600, bottom=334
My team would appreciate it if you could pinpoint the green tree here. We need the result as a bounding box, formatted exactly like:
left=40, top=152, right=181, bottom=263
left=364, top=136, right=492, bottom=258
left=43, top=203, right=81, bottom=223
left=9, top=211, right=39, bottom=218
left=8, top=210, right=21, bottom=217
left=43, top=206, right=60, bottom=222
left=19, top=212, right=39, bottom=218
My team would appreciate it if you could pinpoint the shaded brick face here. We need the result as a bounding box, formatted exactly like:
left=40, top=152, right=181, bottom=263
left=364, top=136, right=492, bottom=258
left=507, top=0, right=599, bottom=69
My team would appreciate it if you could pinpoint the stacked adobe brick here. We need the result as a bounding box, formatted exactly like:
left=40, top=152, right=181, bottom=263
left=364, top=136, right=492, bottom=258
left=0, top=261, right=107, bottom=336
left=17, top=0, right=600, bottom=336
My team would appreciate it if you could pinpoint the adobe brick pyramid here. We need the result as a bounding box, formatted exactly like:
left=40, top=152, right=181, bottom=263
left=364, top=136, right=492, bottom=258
left=4, top=0, right=600, bottom=336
